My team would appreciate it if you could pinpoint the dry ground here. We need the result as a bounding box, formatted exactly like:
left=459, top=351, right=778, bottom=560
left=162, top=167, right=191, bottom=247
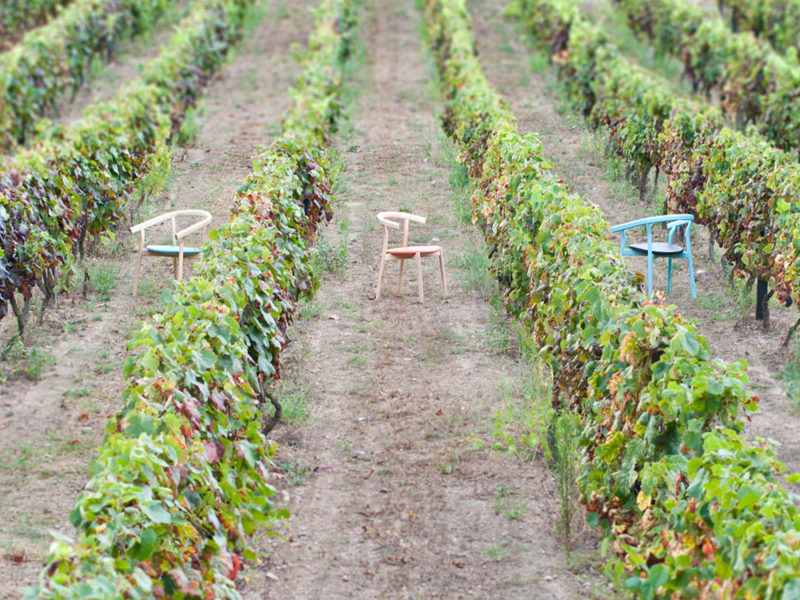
left=241, top=0, right=614, bottom=598
left=0, top=0, right=312, bottom=593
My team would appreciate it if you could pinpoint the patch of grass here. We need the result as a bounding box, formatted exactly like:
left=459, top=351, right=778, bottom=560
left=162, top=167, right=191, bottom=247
left=311, top=217, right=350, bottom=277
left=176, top=105, right=201, bottom=147
left=88, top=261, right=120, bottom=301
left=528, top=50, right=549, bottom=73
left=485, top=293, right=518, bottom=356
left=782, top=332, right=800, bottom=405
left=484, top=539, right=512, bottom=562
left=280, top=460, right=307, bottom=486
left=454, top=245, right=492, bottom=295
left=0, top=341, right=54, bottom=382
left=299, top=297, right=323, bottom=320
left=552, top=410, right=581, bottom=554
left=274, top=381, right=312, bottom=425
left=62, top=388, right=90, bottom=403
left=493, top=486, right=527, bottom=520
left=492, top=363, right=553, bottom=460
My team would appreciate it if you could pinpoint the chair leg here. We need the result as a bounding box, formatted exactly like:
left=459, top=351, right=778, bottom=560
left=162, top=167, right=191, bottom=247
left=667, top=257, right=673, bottom=293
left=439, top=250, right=447, bottom=295
left=396, top=259, right=405, bottom=295
left=133, top=250, right=144, bottom=296
left=415, top=252, right=424, bottom=303
left=687, top=253, right=696, bottom=299
left=177, top=255, right=184, bottom=281
left=647, top=252, right=654, bottom=297
left=376, top=253, right=386, bottom=300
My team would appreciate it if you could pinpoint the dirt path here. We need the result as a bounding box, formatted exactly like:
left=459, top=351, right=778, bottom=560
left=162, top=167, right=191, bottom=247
left=240, top=1, right=613, bottom=598
left=0, top=0, right=312, bottom=593
left=467, top=0, right=800, bottom=478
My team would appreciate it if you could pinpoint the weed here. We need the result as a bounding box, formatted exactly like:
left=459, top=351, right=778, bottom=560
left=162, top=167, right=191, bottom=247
left=88, top=261, right=120, bottom=300
left=552, top=410, right=581, bottom=554
left=454, top=244, right=492, bottom=295
left=494, top=486, right=527, bottom=519
left=299, top=297, right=323, bottom=320
left=311, top=217, right=350, bottom=276
left=176, top=106, right=200, bottom=147
left=485, top=293, right=517, bottom=355
left=782, top=337, right=800, bottom=404
left=0, top=343, right=54, bottom=382
left=280, top=461, right=307, bottom=486
left=484, top=539, right=512, bottom=562
left=62, top=388, right=90, bottom=403
left=273, top=381, right=312, bottom=425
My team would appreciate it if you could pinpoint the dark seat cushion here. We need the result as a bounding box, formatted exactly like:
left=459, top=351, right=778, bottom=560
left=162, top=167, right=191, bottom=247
left=628, top=242, right=684, bottom=256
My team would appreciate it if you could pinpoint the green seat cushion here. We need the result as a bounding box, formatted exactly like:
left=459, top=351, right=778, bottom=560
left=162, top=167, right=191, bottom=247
left=146, top=244, right=202, bottom=256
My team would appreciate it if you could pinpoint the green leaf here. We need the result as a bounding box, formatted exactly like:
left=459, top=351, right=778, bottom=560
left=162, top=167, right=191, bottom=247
left=141, top=501, right=171, bottom=524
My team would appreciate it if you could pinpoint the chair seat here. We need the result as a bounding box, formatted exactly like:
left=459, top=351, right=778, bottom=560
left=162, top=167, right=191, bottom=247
left=628, top=242, right=684, bottom=256
left=146, top=244, right=202, bottom=256
left=386, top=245, right=442, bottom=258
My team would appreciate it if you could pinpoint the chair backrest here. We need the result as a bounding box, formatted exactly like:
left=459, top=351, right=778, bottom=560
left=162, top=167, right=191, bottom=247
left=611, top=214, right=693, bottom=250
left=377, top=211, right=426, bottom=248
left=131, top=210, right=212, bottom=246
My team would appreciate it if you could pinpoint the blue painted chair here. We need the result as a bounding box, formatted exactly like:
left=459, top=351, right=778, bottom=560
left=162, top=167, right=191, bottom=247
left=611, top=214, right=696, bottom=298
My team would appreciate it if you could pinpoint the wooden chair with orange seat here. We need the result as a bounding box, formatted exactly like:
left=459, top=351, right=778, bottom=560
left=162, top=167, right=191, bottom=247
left=375, top=211, right=447, bottom=302
left=130, top=209, right=212, bottom=296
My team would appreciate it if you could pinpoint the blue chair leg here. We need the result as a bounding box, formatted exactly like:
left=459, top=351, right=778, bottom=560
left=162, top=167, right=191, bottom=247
left=647, top=252, right=654, bottom=297
left=667, top=257, right=673, bottom=293
left=687, top=253, right=696, bottom=298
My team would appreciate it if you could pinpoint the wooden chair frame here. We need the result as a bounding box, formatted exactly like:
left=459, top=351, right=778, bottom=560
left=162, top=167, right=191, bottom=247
left=130, top=209, right=212, bottom=296
left=611, top=214, right=696, bottom=298
left=375, top=211, right=447, bottom=303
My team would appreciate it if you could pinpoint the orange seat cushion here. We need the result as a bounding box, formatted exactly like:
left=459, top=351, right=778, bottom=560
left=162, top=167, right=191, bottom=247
left=386, top=245, right=442, bottom=257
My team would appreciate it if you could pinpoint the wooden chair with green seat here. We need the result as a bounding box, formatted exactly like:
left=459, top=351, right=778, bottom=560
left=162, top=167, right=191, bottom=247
left=130, top=209, right=213, bottom=296
left=375, top=211, right=447, bottom=303
left=611, top=214, right=696, bottom=298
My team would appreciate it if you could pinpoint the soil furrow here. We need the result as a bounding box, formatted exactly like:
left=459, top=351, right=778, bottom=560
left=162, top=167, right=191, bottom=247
left=242, top=1, right=612, bottom=598
left=0, top=0, right=312, bottom=593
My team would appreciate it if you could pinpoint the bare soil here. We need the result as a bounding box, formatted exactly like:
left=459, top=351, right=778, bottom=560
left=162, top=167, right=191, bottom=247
left=467, top=0, right=800, bottom=478
left=240, top=1, right=613, bottom=598
left=0, top=0, right=311, bottom=594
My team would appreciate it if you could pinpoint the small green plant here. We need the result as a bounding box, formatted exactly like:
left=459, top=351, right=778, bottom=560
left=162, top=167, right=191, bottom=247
left=280, top=461, right=307, bottom=486
left=272, top=381, right=312, bottom=425
left=1, top=343, right=55, bottom=382
left=483, top=539, right=512, bottom=562
left=493, top=486, right=527, bottom=519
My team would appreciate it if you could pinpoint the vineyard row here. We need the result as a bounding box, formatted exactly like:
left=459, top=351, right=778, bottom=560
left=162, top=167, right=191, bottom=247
left=425, top=0, right=800, bottom=597
left=0, top=0, right=73, bottom=50
left=513, top=0, right=800, bottom=322
left=28, top=0, right=359, bottom=596
left=0, top=0, right=246, bottom=339
left=0, top=0, right=174, bottom=153
left=715, top=0, right=800, bottom=57
left=612, top=0, right=800, bottom=155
